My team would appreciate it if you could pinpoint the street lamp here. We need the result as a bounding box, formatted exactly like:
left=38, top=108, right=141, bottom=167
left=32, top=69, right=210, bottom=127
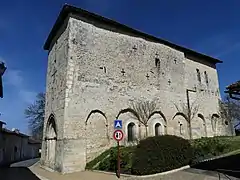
left=0, top=62, right=7, bottom=98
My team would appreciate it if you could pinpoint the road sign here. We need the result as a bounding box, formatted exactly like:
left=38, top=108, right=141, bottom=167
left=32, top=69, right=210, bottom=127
left=114, top=120, right=122, bottom=129
left=113, top=130, right=124, bottom=142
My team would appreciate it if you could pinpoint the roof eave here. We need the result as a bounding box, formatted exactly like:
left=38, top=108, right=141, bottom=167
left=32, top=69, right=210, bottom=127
left=43, top=4, right=223, bottom=64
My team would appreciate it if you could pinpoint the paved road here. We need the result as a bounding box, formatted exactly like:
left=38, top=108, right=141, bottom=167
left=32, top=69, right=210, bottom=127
left=10, top=158, right=40, bottom=167
left=191, top=153, right=240, bottom=178
left=0, top=158, right=40, bottom=180
left=1, top=158, right=239, bottom=180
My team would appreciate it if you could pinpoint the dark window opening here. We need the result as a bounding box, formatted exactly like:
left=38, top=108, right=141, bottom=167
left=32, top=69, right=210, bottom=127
left=155, top=123, right=161, bottom=136
left=225, top=121, right=229, bottom=125
left=155, top=58, right=160, bottom=67
left=128, top=123, right=136, bottom=142
left=196, top=69, right=201, bottom=83
left=180, top=123, right=183, bottom=135
left=204, top=71, right=209, bottom=85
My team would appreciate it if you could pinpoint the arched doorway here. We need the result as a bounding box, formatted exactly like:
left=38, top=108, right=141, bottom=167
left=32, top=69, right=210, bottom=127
left=155, top=123, right=162, bottom=136
left=45, top=114, right=57, bottom=167
left=127, top=122, right=136, bottom=142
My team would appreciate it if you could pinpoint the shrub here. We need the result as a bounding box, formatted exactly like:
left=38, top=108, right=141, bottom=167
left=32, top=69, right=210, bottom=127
left=131, top=135, right=194, bottom=175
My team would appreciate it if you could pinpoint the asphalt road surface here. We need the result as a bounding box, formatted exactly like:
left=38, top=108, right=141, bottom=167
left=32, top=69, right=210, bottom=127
left=0, top=158, right=40, bottom=180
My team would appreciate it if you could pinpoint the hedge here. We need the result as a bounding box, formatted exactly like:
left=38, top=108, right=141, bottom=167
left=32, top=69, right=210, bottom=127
left=131, top=135, right=194, bottom=175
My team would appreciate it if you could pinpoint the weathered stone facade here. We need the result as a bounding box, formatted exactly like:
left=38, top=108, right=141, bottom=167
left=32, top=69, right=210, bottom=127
left=41, top=5, right=232, bottom=173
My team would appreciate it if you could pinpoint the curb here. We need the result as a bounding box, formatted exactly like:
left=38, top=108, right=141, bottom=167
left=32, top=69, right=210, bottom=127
left=90, top=165, right=190, bottom=178
left=197, top=149, right=240, bottom=163
left=34, top=174, right=50, bottom=180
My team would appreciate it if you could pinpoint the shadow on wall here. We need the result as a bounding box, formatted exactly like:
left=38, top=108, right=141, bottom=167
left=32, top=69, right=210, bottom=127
left=0, top=167, right=40, bottom=180
left=191, top=154, right=240, bottom=178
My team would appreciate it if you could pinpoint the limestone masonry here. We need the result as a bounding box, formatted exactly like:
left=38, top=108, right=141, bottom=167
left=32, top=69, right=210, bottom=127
left=41, top=4, right=231, bottom=173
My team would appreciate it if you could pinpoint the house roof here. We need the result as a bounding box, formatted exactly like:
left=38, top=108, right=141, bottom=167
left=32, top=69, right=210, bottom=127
left=226, top=81, right=240, bottom=91
left=0, top=121, right=6, bottom=125
left=44, top=4, right=222, bottom=64
left=1, top=128, right=29, bottom=138
left=28, top=138, right=41, bottom=144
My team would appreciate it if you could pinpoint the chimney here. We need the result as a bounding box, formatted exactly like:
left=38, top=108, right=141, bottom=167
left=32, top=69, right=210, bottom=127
left=12, top=128, right=20, bottom=134
left=0, top=121, right=6, bottom=130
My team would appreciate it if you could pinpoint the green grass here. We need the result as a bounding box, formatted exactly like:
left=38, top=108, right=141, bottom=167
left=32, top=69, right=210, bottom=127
left=190, top=136, right=240, bottom=163
left=85, top=147, right=115, bottom=169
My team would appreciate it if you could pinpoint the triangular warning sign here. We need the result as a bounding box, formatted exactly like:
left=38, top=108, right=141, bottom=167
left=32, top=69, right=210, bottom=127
left=115, top=122, right=122, bottom=128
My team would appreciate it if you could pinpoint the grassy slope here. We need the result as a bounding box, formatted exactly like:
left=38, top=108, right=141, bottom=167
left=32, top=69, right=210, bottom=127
left=85, top=147, right=115, bottom=169
left=86, top=136, right=240, bottom=170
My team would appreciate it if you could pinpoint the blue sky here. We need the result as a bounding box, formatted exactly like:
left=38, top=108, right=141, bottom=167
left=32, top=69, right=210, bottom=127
left=0, top=0, right=240, bottom=134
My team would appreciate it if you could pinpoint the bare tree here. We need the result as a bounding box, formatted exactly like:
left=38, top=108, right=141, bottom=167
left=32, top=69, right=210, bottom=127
left=219, top=95, right=240, bottom=136
left=173, top=100, right=199, bottom=139
left=129, top=99, right=158, bottom=137
left=25, top=92, right=45, bottom=140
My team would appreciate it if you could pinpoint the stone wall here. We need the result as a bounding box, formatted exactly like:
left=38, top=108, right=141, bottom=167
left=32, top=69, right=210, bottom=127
left=40, top=17, right=70, bottom=172
left=42, top=15, right=230, bottom=173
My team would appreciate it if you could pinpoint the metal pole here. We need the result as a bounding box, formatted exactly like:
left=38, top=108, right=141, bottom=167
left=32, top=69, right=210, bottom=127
left=117, top=141, right=120, bottom=178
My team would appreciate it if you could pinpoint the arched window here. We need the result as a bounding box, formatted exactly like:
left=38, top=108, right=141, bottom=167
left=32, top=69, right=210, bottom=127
left=198, top=114, right=207, bottom=137
left=155, top=123, right=162, bottom=136
left=211, top=114, right=220, bottom=135
left=127, top=123, right=136, bottom=142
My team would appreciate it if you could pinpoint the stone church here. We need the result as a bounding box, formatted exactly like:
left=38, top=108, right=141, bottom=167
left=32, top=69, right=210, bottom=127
left=41, top=4, right=231, bottom=173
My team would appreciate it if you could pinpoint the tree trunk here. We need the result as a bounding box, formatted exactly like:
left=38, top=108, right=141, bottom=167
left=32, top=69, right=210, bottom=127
left=188, top=121, right=192, bottom=139
left=229, top=120, right=235, bottom=136
left=138, top=124, right=141, bottom=140
left=145, top=125, right=148, bottom=138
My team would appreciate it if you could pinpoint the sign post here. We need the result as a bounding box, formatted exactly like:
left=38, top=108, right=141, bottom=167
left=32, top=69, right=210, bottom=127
left=117, top=141, right=120, bottom=178
left=113, top=120, right=123, bottom=178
